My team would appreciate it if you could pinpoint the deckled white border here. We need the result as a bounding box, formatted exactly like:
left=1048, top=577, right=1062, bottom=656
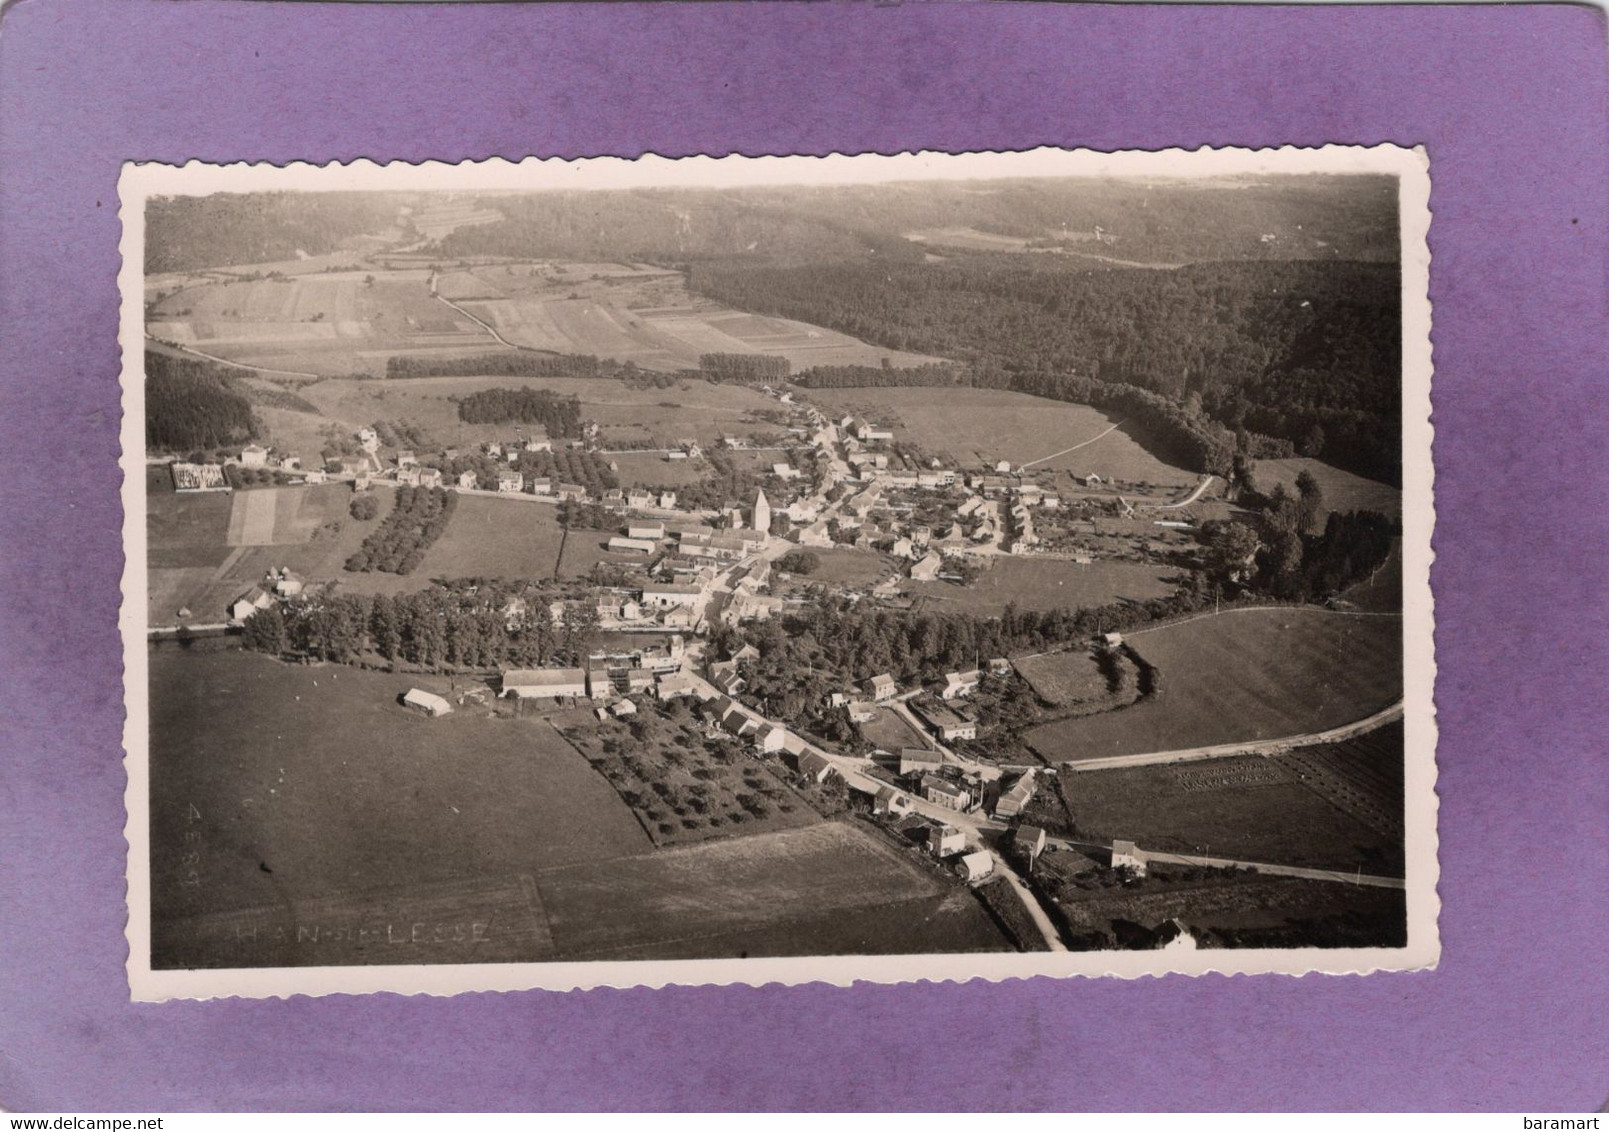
left=119, top=146, right=1437, bottom=1001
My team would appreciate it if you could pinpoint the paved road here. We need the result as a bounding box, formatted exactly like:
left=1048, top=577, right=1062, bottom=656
left=988, top=851, right=1068, bottom=950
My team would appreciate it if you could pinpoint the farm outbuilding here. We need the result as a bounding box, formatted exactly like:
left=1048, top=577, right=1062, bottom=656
left=500, top=667, right=588, bottom=700
left=402, top=689, right=453, bottom=718
left=955, top=850, right=994, bottom=882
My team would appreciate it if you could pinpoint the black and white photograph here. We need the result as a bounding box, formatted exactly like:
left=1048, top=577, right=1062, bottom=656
left=119, top=147, right=1437, bottom=1000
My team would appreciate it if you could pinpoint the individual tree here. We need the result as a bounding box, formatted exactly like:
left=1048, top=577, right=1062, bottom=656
left=241, top=605, right=288, bottom=655
left=1203, top=520, right=1262, bottom=587
left=1294, top=469, right=1325, bottom=533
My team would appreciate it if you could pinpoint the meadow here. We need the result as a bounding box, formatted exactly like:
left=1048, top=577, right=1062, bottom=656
left=147, top=647, right=652, bottom=968
left=148, top=648, right=1006, bottom=967
left=531, top=821, right=1008, bottom=960
left=1256, top=457, right=1401, bottom=520
left=449, top=266, right=943, bottom=373
left=857, top=707, right=931, bottom=753
left=149, top=270, right=494, bottom=376
left=1027, top=607, right=1403, bottom=762
left=901, top=556, right=1178, bottom=616
left=146, top=480, right=413, bottom=625
left=409, top=493, right=569, bottom=581
left=1062, top=749, right=1402, bottom=872
left=810, top=386, right=1197, bottom=484
left=794, top=547, right=897, bottom=588
left=1011, top=650, right=1112, bottom=707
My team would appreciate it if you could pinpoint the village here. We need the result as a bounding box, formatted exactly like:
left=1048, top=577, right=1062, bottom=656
left=156, top=379, right=1253, bottom=953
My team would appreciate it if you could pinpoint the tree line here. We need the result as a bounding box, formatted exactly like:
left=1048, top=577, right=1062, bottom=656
left=384, top=351, right=601, bottom=379
left=343, top=486, right=457, bottom=575
left=699, top=353, right=790, bottom=382
left=455, top=388, right=583, bottom=436
left=241, top=579, right=601, bottom=671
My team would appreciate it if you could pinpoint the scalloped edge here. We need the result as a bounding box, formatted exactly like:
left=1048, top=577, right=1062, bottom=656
left=117, top=144, right=1438, bottom=1003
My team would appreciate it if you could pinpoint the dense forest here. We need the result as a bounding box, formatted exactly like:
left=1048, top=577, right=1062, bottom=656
left=429, top=177, right=1399, bottom=266
left=385, top=352, right=600, bottom=379
left=146, top=192, right=401, bottom=274
left=145, top=351, right=257, bottom=451
left=700, top=257, right=1400, bottom=483
left=456, top=388, right=584, bottom=436
left=699, top=353, right=790, bottom=382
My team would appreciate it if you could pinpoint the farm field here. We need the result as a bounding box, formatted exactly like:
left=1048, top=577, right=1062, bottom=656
left=809, top=386, right=1197, bottom=485
left=1062, top=749, right=1403, bottom=872
left=903, top=226, right=1037, bottom=252
left=296, top=373, right=789, bottom=452
left=901, top=556, right=1178, bottom=616
left=146, top=481, right=414, bottom=624
left=1255, top=457, right=1401, bottom=520
left=532, top=821, right=1007, bottom=960
left=148, top=270, right=496, bottom=376
left=793, top=547, right=897, bottom=588
left=445, top=264, right=943, bottom=373
left=1011, top=650, right=1112, bottom=707
left=1041, top=866, right=1406, bottom=951
left=406, top=493, right=576, bottom=581
left=1027, top=608, right=1403, bottom=762
left=147, top=647, right=652, bottom=969
left=606, top=451, right=713, bottom=489
left=1281, top=721, right=1406, bottom=845
left=857, top=706, right=931, bottom=753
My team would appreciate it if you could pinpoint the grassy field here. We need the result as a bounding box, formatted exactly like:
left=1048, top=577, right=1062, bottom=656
left=147, top=647, right=652, bottom=968
left=146, top=481, right=407, bottom=624
left=532, top=821, right=1008, bottom=960
left=606, top=451, right=712, bottom=489
left=453, top=266, right=942, bottom=374
left=410, top=493, right=567, bottom=581
left=1255, top=457, right=1401, bottom=520
left=1011, top=650, right=1111, bottom=707
left=149, top=269, right=495, bottom=376
left=296, top=373, right=788, bottom=452
left=857, top=707, right=931, bottom=753
left=795, top=547, right=897, bottom=588
left=809, top=386, right=1197, bottom=484
left=901, top=556, right=1179, bottom=616
left=1061, top=749, right=1403, bottom=872
left=1027, top=608, right=1403, bottom=762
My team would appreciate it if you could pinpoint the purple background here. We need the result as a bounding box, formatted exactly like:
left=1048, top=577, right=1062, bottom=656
left=1, top=0, right=1604, bottom=1112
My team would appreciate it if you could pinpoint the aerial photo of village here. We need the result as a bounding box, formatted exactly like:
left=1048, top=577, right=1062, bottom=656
left=139, top=160, right=1413, bottom=972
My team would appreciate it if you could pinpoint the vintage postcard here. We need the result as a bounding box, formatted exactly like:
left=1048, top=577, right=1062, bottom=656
left=120, top=146, right=1436, bottom=1001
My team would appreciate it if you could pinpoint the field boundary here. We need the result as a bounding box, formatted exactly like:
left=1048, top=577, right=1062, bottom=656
left=1064, top=700, right=1404, bottom=771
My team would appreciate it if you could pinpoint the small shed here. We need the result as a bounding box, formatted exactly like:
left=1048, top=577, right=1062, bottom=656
left=955, top=850, right=994, bottom=882
left=402, top=688, right=453, bottom=718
